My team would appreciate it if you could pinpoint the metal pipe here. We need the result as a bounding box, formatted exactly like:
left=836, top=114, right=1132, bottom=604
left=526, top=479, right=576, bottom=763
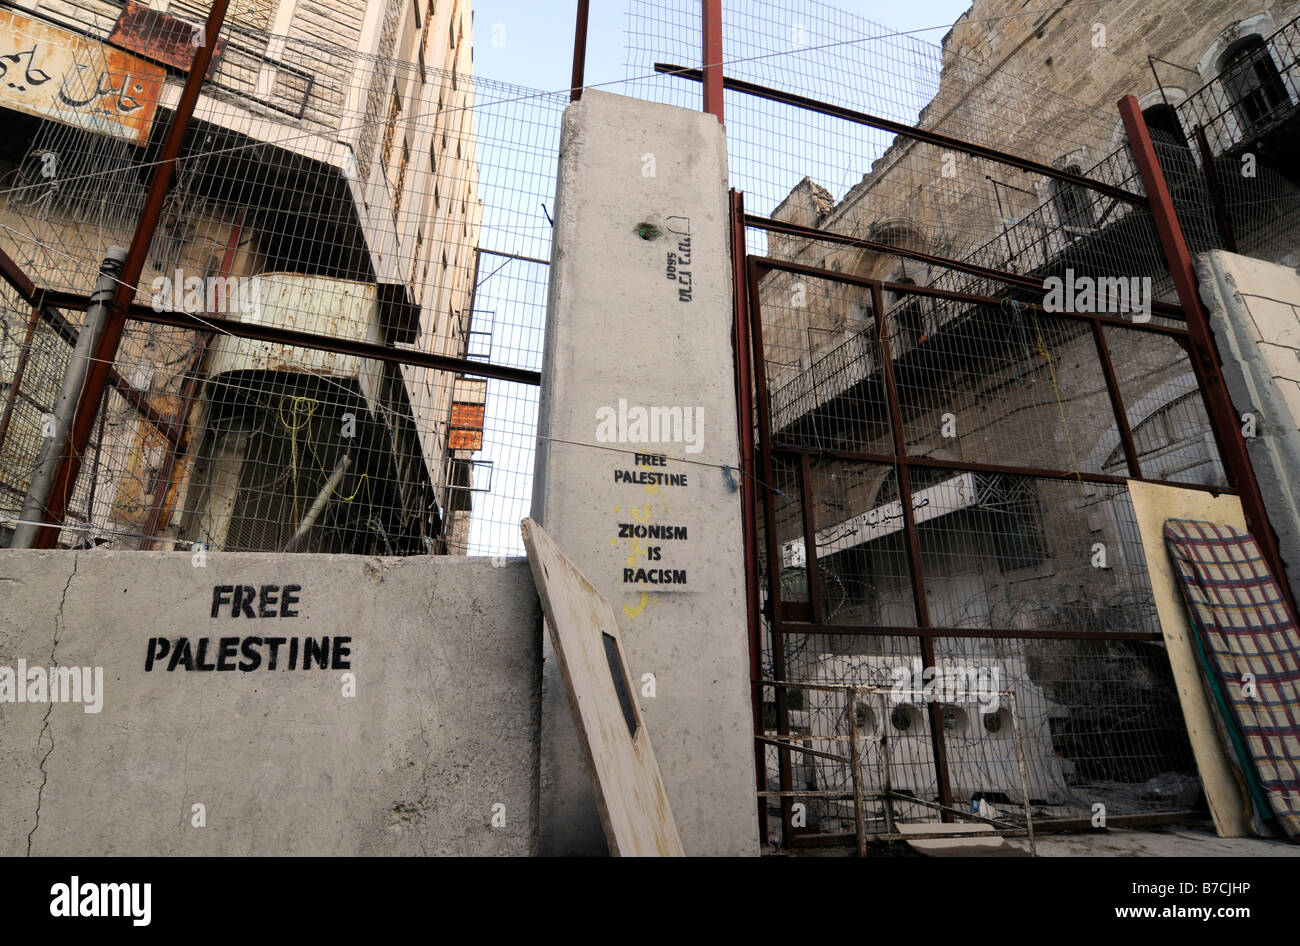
left=1120, top=94, right=1295, bottom=612
left=83, top=306, right=542, bottom=386
left=797, top=453, right=826, bottom=624
left=701, top=0, right=724, bottom=122
left=570, top=0, right=589, bottom=102
left=33, top=0, right=232, bottom=548
left=845, top=686, right=866, bottom=856
left=745, top=223, right=1187, bottom=320
left=730, top=190, right=767, bottom=845
left=768, top=622, right=1165, bottom=642
left=282, top=453, right=351, bottom=552
left=1008, top=691, right=1036, bottom=856
left=657, top=65, right=1148, bottom=205
left=12, top=247, right=127, bottom=548
left=1091, top=319, right=1143, bottom=478
left=766, top=439, right=1228, bottom=493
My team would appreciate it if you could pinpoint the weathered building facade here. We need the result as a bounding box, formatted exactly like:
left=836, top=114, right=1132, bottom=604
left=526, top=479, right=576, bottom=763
left=755, top=0, right=1300, bottom=831
left=0, top=0, right=484, bottom=554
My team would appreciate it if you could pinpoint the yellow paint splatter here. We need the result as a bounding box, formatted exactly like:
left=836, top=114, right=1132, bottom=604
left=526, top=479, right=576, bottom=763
left=625, top=538, right=647, bottom=566
left=623, top=593, right=650, bottom=619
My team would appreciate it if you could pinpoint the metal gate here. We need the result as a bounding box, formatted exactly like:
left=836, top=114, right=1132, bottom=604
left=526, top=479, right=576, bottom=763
left=723, top=85, right=1293, bottom=849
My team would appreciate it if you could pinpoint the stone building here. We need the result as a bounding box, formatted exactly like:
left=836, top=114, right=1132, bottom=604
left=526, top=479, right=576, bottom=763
left=757, top=0, right=1300, bottom=821
left=0, top=0, right=483, bottom=554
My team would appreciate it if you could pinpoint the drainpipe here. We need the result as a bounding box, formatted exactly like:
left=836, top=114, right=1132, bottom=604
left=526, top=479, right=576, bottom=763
left=12, top=247, right=127, bottom=548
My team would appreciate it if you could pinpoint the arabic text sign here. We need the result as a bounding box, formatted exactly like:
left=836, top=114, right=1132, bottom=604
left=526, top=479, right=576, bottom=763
left=782, top=472, right=979, bottom=569
left=0, top=9, right=165, bottom=144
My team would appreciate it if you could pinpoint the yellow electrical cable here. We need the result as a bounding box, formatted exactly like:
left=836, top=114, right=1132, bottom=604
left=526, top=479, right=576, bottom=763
left=1024, top=305, right=1088, bottom=496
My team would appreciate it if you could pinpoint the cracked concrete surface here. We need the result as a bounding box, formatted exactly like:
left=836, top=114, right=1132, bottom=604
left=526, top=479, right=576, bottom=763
left=0, top=550, right=541, bottom=856
left=26, top=551, right=77, bottom=855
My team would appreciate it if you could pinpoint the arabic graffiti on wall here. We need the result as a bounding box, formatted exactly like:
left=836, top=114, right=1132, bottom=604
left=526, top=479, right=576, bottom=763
left=0, top=9, right=165, bottom=144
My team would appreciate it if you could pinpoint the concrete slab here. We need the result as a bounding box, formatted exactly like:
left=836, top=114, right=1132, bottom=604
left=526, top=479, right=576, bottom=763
left=521, top=519, right=683, bottom=856
left=898, top=821, right=1025, bottom=857
left=0, top=549, right=542, bottom=856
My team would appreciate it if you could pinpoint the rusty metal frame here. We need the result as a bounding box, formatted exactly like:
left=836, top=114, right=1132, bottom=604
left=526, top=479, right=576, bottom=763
left=701, top=57, right=1289, bottom=852
left=32, top=0, right=234, bottom=548
left=758, top=681, right=1038, bottom=855
left=730, top=190, right=766, bottom=841
left=656, top=64, right=1149, bottom=206
left=743, top=252, right=1231, bottom=849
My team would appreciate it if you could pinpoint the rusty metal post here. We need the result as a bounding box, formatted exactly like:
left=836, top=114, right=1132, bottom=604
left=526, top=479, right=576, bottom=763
left=1120, top=95, right=1294, bottom=609
left=879, top=712, right=897, bottom=836
left=846, top=686, right=866, bottom=856
left=1194, top=123, right=1238, bottom=253
left=730, top=191, right=767, bottom=843
left=798, top=453, right=826, bottom=624
left=570, top=0, right=590, bottom=102
left=747, top=257, right=795, bottom=842
left=1091, top=318, right=1143, bottom=479
left=701, top=0, right=724, bottom=122
left=29, top=0, right=232, bottom=547
left=139, top=210, right=245, bottom=549
left=0, top=303, right=44, bottom=458
left=1007, top=691, right=1036, bottom=856
left=869, top=280, right=955, bottom=816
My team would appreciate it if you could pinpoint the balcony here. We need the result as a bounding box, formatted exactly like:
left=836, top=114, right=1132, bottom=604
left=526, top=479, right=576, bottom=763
left=1179, top=15, right=1300, bottom=164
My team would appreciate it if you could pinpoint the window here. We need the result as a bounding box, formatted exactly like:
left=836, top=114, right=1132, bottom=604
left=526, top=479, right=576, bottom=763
left=1142, top=103, right=1189, bottom=149
left=393, top=140, right=410, bottom=221
left=887, top=277, right=932, bottom=349
left=1103, top=391, right=1225, bottom=484
left=381, top=90, right=401, bottom=167
left=1051, top=165, right=1095, bottom=235
left=1220, top=35, right=1290, bottom=133
left=421, top=0, right=434, bottom=57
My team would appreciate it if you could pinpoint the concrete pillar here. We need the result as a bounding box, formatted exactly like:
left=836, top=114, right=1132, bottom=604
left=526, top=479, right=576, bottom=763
left=1197, top=250, right=1300, bottom=607
left=532, top=90, right=758, bottom=856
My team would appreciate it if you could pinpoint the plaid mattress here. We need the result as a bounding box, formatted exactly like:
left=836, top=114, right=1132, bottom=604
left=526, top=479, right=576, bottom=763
left=1164, top=518, right=1300, bottom=840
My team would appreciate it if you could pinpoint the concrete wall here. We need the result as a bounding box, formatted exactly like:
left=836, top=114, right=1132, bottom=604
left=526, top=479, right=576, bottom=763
left=0, top=550, right=541, bottom=856
left=532, top=90, right=758, bottom=856
left=1198, top=250, right=1300, bottom=607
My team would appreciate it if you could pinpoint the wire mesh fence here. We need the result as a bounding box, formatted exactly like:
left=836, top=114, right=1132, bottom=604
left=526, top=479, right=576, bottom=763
left=0, top=5, right=562, bottom=556
left=752, top=269, right=1220, bottom=840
